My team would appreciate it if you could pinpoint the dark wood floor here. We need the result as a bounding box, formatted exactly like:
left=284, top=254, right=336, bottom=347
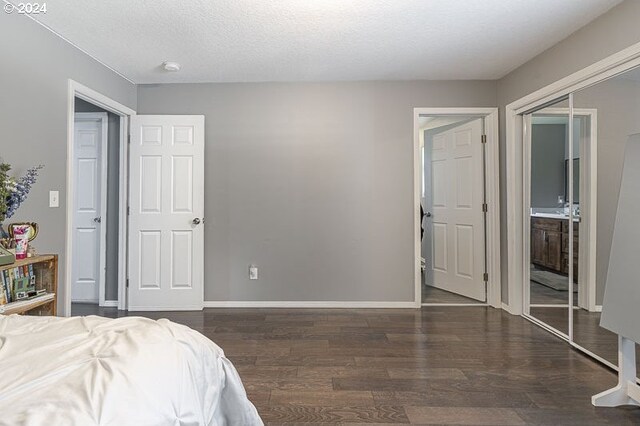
left=530, top=280, right=575, bottom=305
left=530, top=305, right=640, bottom=372
left=422, top=285, right=484, bottom=304
left=71, top=304, right=640, bottom=425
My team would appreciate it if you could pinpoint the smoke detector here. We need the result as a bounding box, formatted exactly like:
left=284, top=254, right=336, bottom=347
left=162, top=61, right=181, bottom=72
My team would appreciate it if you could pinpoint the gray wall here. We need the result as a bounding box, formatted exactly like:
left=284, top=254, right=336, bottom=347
left=530, top=124, right=566, bottom=208
left=137, top=81, right=497, bottom=302
left=496, top=0, right=640, bottom=304
left=4, top=0, right=640, bottom=309
left=573, top=77, right=640, bottom=304
left=0, top=13, right=136, bottom=312
left=74, top=98, right=120, bottom=301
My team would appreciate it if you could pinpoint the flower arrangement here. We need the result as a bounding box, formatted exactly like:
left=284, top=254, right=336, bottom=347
left=0, top=163, right=44, bottom=224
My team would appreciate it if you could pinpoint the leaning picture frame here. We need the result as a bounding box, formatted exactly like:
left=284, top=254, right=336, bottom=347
left=0, top=246, right=15, bottom=266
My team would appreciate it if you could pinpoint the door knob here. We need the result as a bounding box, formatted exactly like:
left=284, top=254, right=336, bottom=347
left=425, top=212, right=432, bottom=218
left=93, top=217, right=101, bottom=223
left=192, top=218, right=201, bottom=225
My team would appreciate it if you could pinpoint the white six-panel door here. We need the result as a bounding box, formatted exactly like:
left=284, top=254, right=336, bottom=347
left=71, top=113, right=108, bottom=303
left=128, top=115, right=205, bottom=311
left=431, top=118, right=486, bottom=301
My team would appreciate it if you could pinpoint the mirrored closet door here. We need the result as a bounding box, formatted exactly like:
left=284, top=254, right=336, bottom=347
left=571, top=66, right=640, bottom=371
left=523, top=65, right=640, bottom=373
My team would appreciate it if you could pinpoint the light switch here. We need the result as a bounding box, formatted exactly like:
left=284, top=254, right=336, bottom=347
left=49, top=191, right=59, bottom=208
left=249, top=265, right=258, bottom=280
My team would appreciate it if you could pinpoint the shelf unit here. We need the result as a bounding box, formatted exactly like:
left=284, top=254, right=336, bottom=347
left=0, top=255, right=57, bottom=316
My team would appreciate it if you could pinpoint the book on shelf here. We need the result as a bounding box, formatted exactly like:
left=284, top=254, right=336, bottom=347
left=0, top=264, right=39, bottom=304
left=2, top=270, right=10, bottom=303
left=0, top=272, right=7, bottom=305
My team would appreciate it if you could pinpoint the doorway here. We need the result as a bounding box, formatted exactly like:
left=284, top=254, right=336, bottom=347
left=66, top=81, right=206, bottom=316
left=413, top=108, right=501, bottom=308
left=524, top=105, right=598, bottom=338
left=65, top=80, right=134, bottom=317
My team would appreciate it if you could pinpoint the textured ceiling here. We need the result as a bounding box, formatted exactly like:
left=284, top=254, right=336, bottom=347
left=19, top=0, right=622, bottom=83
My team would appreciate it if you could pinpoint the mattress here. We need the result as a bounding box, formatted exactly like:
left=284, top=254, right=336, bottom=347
left=0, top=314, right=263, bottom=425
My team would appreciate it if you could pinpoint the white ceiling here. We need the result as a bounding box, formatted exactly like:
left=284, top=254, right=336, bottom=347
left=22, top=0, right=622, bottom=84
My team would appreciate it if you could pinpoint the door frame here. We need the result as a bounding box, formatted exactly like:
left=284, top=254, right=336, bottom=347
left=64, top=80, right=136, bottom=316
left=71, top=112, right=108, bottom=305
left=504, top=40, right=640, bottom=316
left=413, top=107, right=501, bottom=308
left=523, top=108, right=598, bottom=314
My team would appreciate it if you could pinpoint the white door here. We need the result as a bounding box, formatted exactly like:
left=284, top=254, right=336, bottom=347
left=430, top=118, right=486, bottom=301
left=128, top=115, right=205, bottom=311
left=71, top=113, right=108, bottom=303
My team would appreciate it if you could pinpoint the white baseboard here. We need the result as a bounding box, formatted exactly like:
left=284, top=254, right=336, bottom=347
left=501, top=302, right=519, bottom=315
left=203, top=301, right=417, bottom=309
left=128, top=305, right=204, bottom=311
left=100, top=300, right=118, bottom=308
left=594, top=305, right=603, bottom=312
left=72, top=299, right=99, bottom=304
left=421, top=303, right=488, bottom=307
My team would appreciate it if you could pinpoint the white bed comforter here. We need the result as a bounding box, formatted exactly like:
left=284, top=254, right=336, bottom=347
left=0, top=314, right=263, bottom=426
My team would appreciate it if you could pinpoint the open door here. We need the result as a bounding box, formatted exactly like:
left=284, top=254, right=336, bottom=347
left=429, top=118, right=486, bottom=301
left=128, top=115, right=205, bottom=310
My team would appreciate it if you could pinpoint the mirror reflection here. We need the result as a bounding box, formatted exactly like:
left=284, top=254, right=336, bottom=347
left=572, top=66, right=640, bottom=370
left=527, top=98, right=571, bottom=336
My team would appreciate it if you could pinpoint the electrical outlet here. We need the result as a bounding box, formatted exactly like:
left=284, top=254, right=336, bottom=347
left=49, top=191, right=59, bottom=208
left=558, top=195, right=564, bottom=204
left=249, top=265, right=258, bottom=280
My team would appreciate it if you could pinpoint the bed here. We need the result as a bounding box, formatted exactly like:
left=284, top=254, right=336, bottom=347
left=0, top=314, right=263, bottom=425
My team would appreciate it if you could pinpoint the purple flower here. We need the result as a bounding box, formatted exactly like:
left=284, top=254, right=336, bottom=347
left=5, top=165, right=43, bottom=220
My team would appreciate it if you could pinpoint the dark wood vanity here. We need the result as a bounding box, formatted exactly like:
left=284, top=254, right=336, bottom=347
left=531, top=216, right=579, bottom=280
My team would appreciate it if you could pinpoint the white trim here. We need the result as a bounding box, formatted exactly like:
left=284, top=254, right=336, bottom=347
left=594, top=304, right=603, bottom=312
left=71, top=112, right=108, bottom=306
left=583, top=110, right=599, bottom=313
left=117, top=116, right=129, bottom=312
left=501, top=302, right=518, bottom=315
left=413, top=108, right=501, bottom=309
left=203, top=301, right=417, bottom=309
left=522, top=113, right=532, bottom=316
left=101, top=300, right=118, bottom=308
left=530, top=304, right=570, bottom=308
left=129, top=305, right=205, bottom=312
left=65, top=80, right=135, bottom=317
left=505, top=40, right=640, bottom=315
left=421, top=303, right=489, bottom=307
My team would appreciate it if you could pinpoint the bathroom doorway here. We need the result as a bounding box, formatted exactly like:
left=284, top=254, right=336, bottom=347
left=414, top=108, right=501, bottom=307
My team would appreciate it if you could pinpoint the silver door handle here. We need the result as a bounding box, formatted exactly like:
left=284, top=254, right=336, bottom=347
left=192, top=218, right=201, bottom=225
left=93, top=217, right=101, bottom=223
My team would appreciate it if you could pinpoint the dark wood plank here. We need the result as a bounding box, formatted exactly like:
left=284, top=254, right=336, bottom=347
left=71, top=304, right=640, bottom=425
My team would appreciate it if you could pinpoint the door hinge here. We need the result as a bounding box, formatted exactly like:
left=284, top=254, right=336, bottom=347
left=127, top=134, right=131, bottom=144
left=126, top=278, right=129, bottom=288
left=482, top=203, right=488, bottom=213
left=483, top=272, right=489, bottom=282
left=481, top=134, right=487, bottom=144
left=127, top=206, right=130, bottom=216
